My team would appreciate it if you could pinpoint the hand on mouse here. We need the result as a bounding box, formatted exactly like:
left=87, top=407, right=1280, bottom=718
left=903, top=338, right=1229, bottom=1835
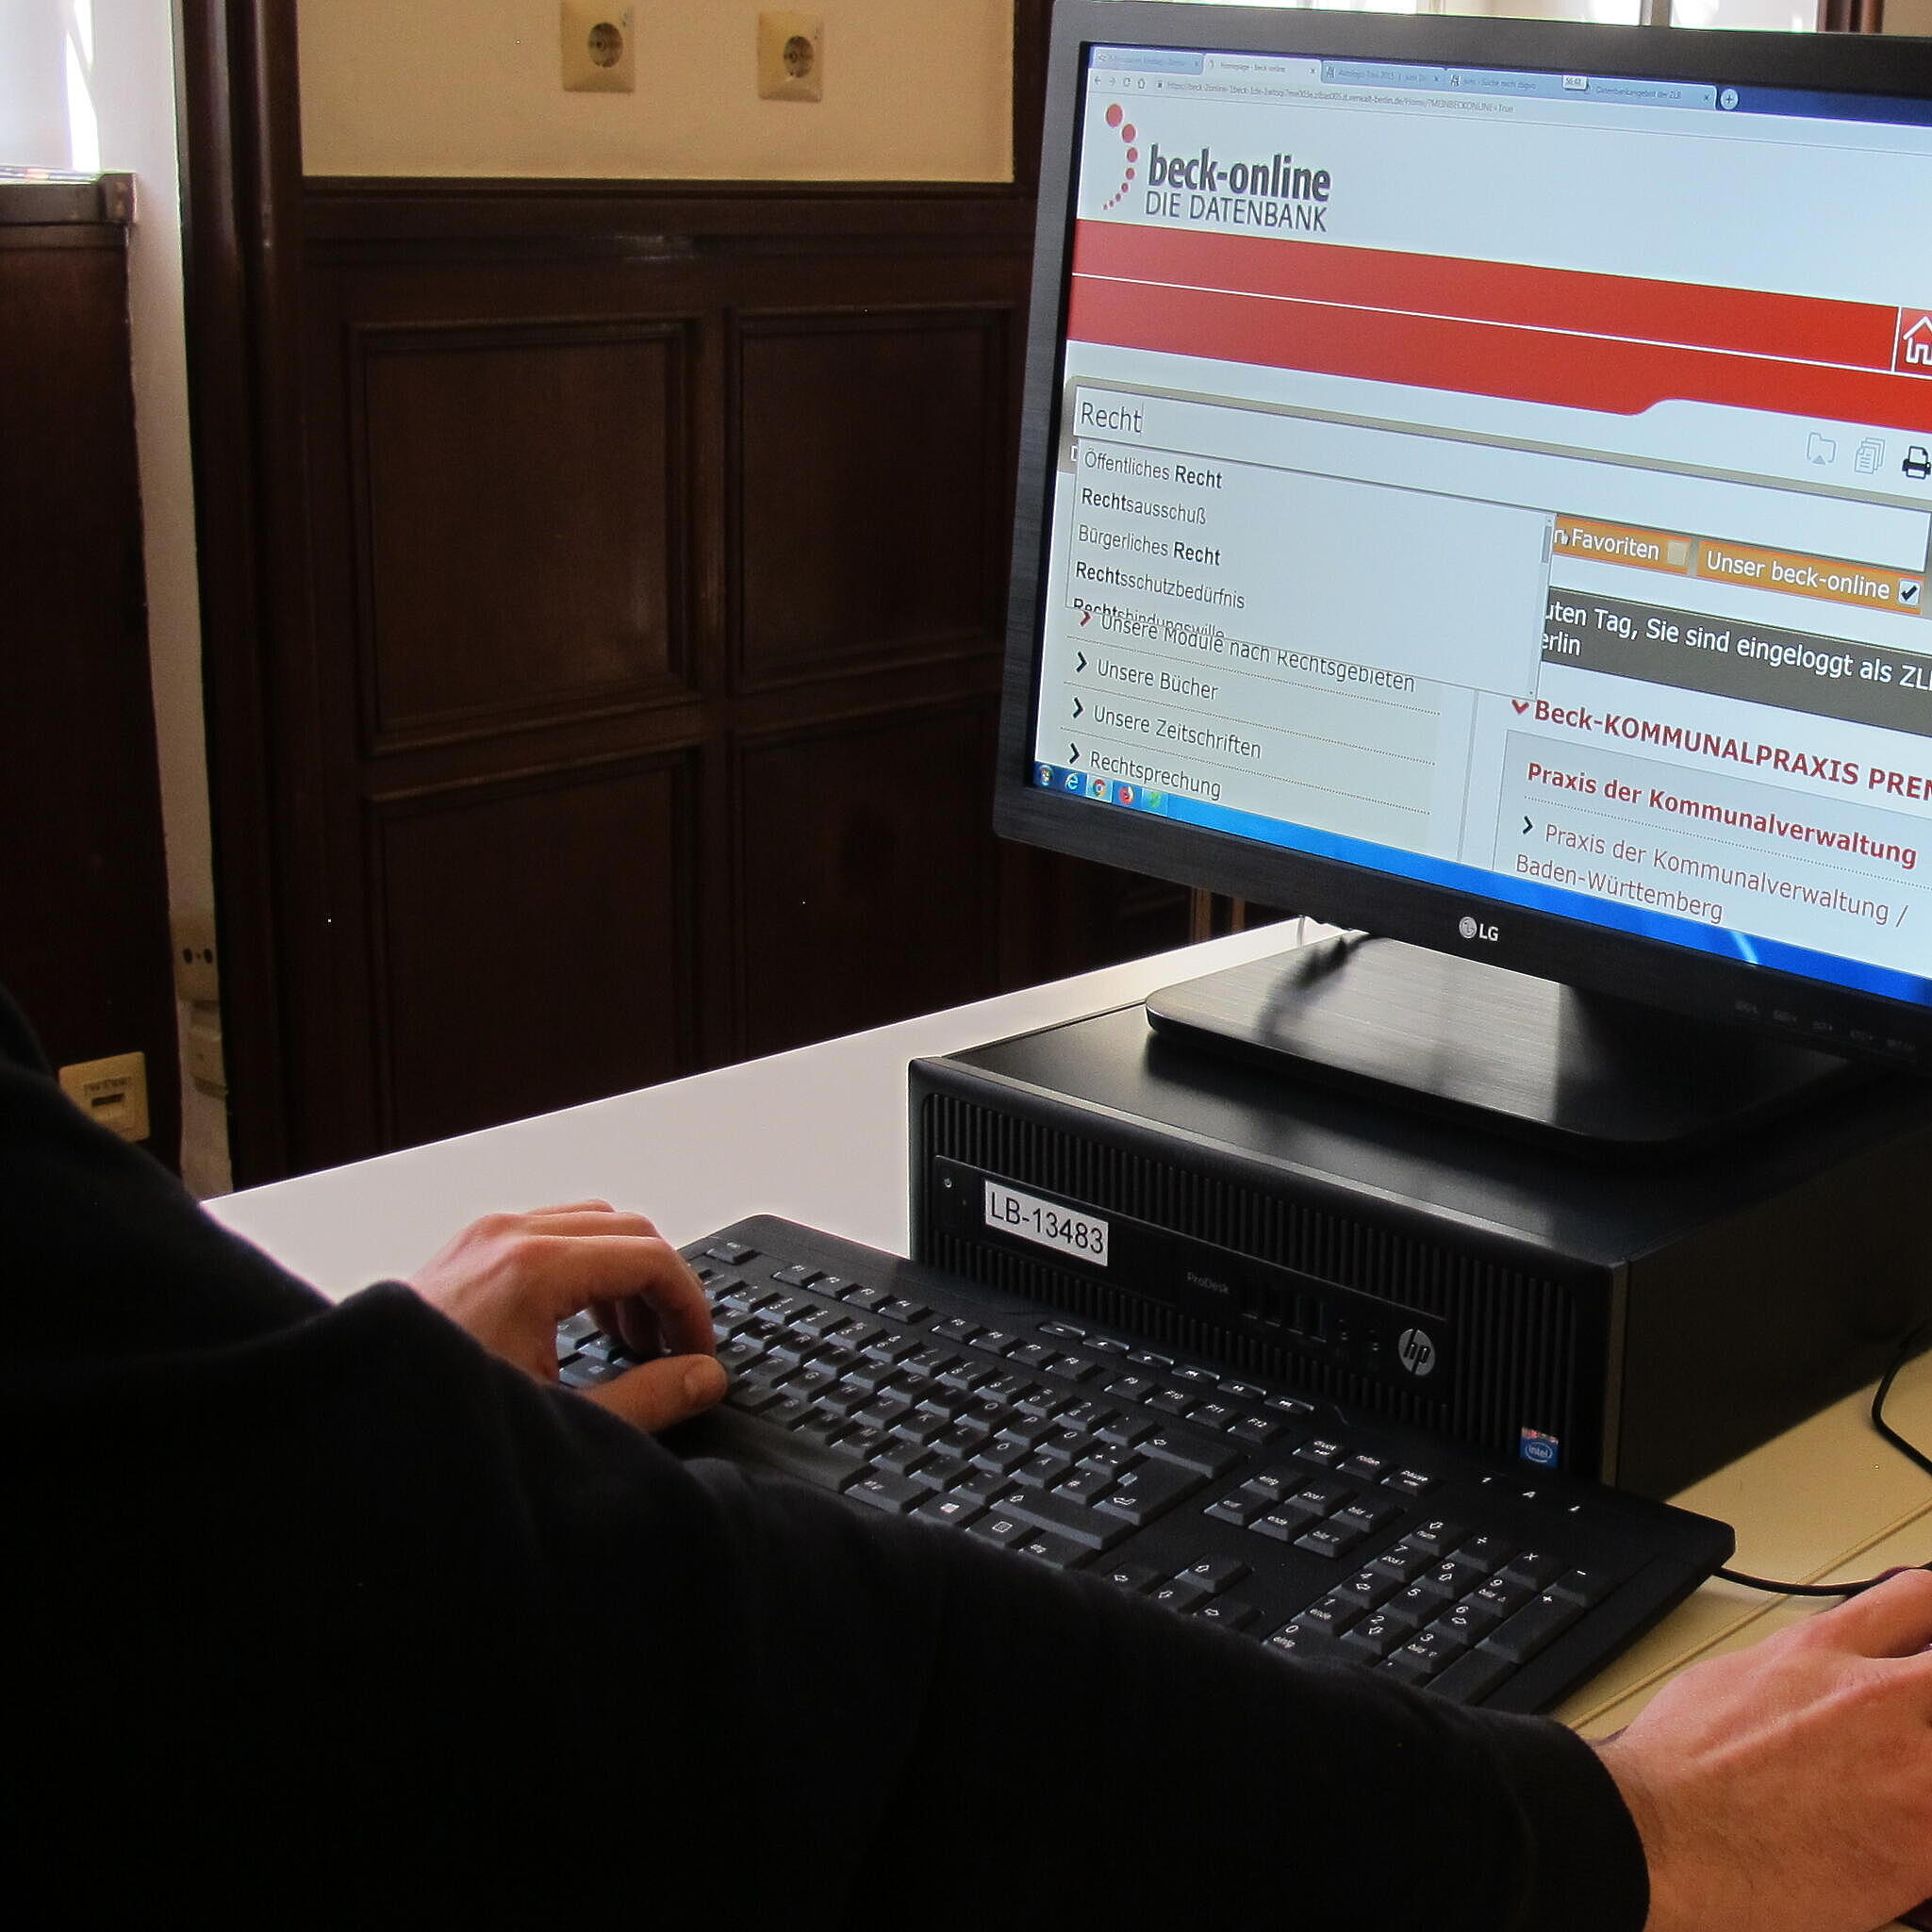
left=410, top=1200, right=727, bottom=1432
left=1595, top=1566, right=1932, bottom=1932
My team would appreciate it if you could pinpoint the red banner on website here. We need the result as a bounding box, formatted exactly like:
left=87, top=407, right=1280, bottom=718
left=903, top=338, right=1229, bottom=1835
left=1069, top=220, right=1932, bottom=434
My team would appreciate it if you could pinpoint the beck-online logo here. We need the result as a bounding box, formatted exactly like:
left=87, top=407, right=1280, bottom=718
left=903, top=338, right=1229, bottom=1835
left=1098, top=102, right=1141, bottom=210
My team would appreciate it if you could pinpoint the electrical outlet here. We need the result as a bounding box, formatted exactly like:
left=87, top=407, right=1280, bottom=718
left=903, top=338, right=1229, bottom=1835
left=561, top=3, right=636, bottom=93
left=58, top=1050, right=150, bottom=1143
left=758, top=13, right=823, bottom=103
left=171, top=909, right=220, bottom=1004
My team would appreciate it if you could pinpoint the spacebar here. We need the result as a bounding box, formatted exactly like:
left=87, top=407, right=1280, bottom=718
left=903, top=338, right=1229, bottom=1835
left=669, top=1405, right=859, bottom=1491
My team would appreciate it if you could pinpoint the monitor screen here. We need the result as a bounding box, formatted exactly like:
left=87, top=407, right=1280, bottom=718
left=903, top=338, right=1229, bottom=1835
left=994, top=3, right=1932, bottom=1079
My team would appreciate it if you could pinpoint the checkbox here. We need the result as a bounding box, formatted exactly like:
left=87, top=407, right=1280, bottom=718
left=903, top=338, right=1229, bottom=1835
left=1903, top=580, right=1923, bottom=607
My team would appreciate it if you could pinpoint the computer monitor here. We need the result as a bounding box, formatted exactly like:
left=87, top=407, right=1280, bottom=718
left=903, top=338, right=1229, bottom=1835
left=993, top=1, right=1932, bottom=1146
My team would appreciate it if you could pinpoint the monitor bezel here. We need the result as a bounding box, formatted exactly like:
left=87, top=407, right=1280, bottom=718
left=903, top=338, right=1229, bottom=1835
left=993, top=1, right=1932, bottom=1072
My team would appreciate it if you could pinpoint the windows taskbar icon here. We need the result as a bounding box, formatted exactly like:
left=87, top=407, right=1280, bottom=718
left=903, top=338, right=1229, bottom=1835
left=1034, top=764, right=1169, bottom=814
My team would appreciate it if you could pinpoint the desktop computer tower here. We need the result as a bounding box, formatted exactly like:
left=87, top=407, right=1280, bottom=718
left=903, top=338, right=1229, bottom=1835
left=908, top=1003, right=1932, bottom=1499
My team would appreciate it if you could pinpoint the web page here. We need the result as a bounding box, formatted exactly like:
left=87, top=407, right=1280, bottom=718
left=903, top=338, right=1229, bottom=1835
left=1031, top=45, right=1932, bottom=1006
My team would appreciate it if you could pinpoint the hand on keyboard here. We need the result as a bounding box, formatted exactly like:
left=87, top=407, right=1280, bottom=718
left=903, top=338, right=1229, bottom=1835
left=1596, top=1568, right=1932, bottom=1932
left=415, top=1200, right=728, bottom=1432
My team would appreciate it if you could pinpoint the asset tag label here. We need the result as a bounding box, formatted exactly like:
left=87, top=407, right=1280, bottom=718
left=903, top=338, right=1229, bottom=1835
left=982, top=1180, right=1110, bottom=1267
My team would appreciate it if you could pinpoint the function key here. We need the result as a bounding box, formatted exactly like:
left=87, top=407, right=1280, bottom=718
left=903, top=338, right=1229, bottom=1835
left=1219, top=1379, right=1265, bottom=1402
left=813, top=1275, right=856, bottom=1298
left=843, top=1285, right=895, bottom=1313
left=702, top=1241, right=756, bottom=1265
left=772, top=1263, right=824, bottom=1288
left=1186, top=1400, right=1241, bottom=1433
left=879, top=1297, right=932, bottom=1325
left=1337, top=1451, right=1395, bottom=1485
left=1127, top=1349, right=1175, bottom=1370
left=1039, top=1321, right=1086, bottom=1340
left=1265, top=1395, right=1316, bottom=1418
left=932, top=1317, right=983, bottom=1346
left=970, top=1328, right=1026, bottom=1355
left=1085, top=1335, right=1130, bottom=1355
left=1171, top=1365, right=1219, bottom=1389
left=1228, top=1413, right=1292, bottom=1447
left=1384, top=1469, right=1440, bottom=1498
left=1047, top=1354, right=1101, bottom=1382
left=1102, top=1373, right=1158, bottom=1404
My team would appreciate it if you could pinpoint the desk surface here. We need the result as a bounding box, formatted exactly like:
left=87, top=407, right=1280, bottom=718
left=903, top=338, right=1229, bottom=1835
left=211, top=926, right=1930, bottom=1762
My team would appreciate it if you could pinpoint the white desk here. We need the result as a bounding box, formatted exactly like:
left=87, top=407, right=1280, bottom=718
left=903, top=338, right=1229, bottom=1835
left=211, top=925, right=1930, bottom=1750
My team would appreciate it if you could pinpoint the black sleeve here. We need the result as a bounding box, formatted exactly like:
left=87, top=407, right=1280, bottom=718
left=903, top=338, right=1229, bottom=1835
left=0, top=999, right=1648, bottom=1929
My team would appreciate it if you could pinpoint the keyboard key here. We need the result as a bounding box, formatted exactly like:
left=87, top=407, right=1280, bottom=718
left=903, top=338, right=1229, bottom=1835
left=932, top=1317, right=983, bottom=1346
left=1047, top=1354, right=1101, bottom=1382
left=1138, top=1433, right=1239, bottom=1479
left=1102, top=1373, right=1158, bottom=1405
left=1295, top=1437, right=1346, bottom=1468
left=1194, top=1598, right=1259, bottom=1632
left=1428, top=1647, right=1514, bottom=1706
left=1038, top=1321, right=1086, bottom=1341
left=1098, top=1561, right=1162, bottom=1593
left=1228, top=1414, right=1293, bottom=1447
left=990, top=1486, right=1130, bottom=1552
left=702, top=1241, right=754, bottom=1266
left=1500, top=1549, right=1565, bottom=1591
left=1014, top=1531, right=1089, bottom=1571
left=1093, top=1460, right=1206, bottom=1527
left=772, top=1264, right=823, bottom=1288
left=1147, top=1578, right=1213, bottom=1614
left=1295, top=1522, right=1366, bottom=1561
left=1177, top=1555, right=1249, bottom=1594
left=912, top=1492, right=985, bottom=1530
left=1337, top=1451, right=1395, bottom=1485
left=879, top=1298, right=932, bottom=1325
left=1550, top=1565, right=1619, bottom=1609
left=1263, top=1624, right=1344, bottom=1666
left=841, top=1471, right=929, bottom=1515
left=969, top=1328, right=1024, bottom=1355
left=1407, top=1518, right=1467, bottom=1556
left=1484, top=1592, right=1585, bottom=1665
left=1383, top=1467, right=1441, bottom=1498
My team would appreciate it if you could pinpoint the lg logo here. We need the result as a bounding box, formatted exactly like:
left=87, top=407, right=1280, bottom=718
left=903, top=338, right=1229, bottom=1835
left=1457, top=915, right=1499, bottom=943
left=1395, top=1327, right=1438, bottom=1378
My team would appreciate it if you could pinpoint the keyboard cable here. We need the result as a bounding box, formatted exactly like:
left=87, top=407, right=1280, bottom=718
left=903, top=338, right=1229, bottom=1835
left=1713, top=1313, right=1932, bottom=1598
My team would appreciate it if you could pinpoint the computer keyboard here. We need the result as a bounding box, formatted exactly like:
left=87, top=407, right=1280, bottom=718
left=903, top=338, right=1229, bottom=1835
left=559, top=1214, right=1734, bottom=1714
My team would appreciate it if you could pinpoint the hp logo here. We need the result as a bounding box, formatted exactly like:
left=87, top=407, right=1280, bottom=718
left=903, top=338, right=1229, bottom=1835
left=1395, top=1327, right=1438, bottom=1378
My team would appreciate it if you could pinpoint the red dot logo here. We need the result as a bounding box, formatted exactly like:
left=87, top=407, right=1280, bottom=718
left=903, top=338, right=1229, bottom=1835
left=1102, top=107, right=1142, bottom=211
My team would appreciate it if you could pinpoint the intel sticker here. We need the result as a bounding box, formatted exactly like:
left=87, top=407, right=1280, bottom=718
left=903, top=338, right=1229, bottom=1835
left=1518, top=1427, right=1560, bottom=1469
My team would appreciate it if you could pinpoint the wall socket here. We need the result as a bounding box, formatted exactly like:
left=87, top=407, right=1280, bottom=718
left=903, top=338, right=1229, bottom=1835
left=561, top=3, right=636, bottom=92
left=758, top=13, right=823, bottom=102
left=58, top=1050, right=151, bottom=1143
left=171, top=909, right=220, bottom=1004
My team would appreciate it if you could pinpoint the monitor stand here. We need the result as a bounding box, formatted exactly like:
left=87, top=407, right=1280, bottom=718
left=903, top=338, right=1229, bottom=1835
left=1144, top=934, right=1868, bottom=1153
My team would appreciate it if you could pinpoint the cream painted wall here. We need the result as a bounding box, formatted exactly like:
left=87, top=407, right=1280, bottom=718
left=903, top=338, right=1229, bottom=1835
left=299, top=0, right=1015, bottom=180
left=1888, top=0, right=1932, bottom=35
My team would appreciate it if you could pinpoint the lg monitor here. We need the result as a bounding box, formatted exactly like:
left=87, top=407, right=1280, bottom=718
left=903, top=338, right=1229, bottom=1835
left=993, top=1, right=1932, bottom=1147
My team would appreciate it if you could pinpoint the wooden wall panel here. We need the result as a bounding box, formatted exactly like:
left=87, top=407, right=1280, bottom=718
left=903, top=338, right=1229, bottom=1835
left=355, top=321, right=698, bottom=750
left=736, top=699, right=1001, bottom=1058
left=369, top=753, right=696, bottom=1149
left=736, top=308, right=1007, bottom=692
left=0, top=212, right=181, bottom=1167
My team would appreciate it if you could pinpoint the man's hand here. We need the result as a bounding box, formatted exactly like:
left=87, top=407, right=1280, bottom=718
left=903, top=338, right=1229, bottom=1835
left=411, top=1200, right=727, bottom=1433
left=1596, top=1566, right=1932, bottom=1932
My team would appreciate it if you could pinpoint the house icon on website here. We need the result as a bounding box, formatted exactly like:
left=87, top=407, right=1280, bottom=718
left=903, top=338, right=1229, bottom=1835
left=1899, top=310, right=1932, bottom=371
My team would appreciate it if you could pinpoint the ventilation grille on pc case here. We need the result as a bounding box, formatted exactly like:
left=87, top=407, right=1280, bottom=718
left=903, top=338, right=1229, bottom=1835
left=920, top=1093, right=1583, bottom=1465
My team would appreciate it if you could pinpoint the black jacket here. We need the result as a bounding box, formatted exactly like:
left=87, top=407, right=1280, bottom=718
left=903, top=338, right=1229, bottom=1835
left=0, top=988, right=1646, bottom=1926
